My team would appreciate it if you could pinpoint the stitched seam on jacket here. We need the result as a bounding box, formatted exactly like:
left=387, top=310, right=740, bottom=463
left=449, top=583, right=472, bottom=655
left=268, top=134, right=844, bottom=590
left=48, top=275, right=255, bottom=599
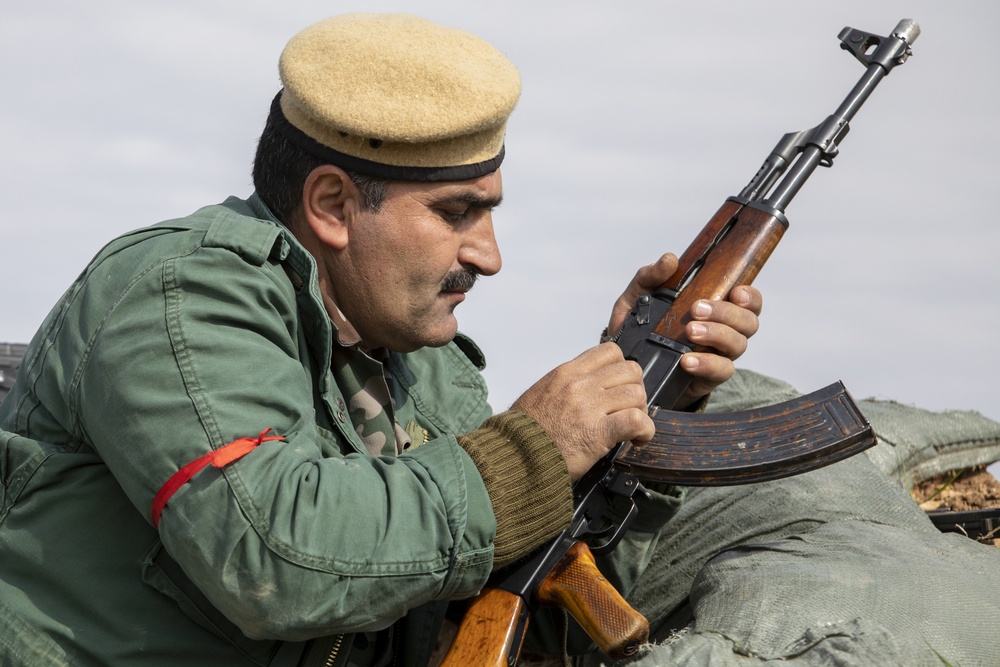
left=436, top=434, right=472, bottom=598
left=0, top=448, right=49, bottom=527
left=162, top=257, right=224, bottom=448
left=66, top=260, right=168, bottom=442
left=10, top=280, right=84, bottom=434
left=18, top=228, right=187, bottom=436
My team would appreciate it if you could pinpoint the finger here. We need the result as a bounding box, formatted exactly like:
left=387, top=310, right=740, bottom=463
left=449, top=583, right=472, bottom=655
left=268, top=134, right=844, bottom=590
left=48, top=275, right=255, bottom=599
left=601, top=407, right=655, bottom=445
left=689, top=299, right=760, bottom=340
left=532, top=345, right=642, bottom=408
left=595, top=380, right=648, bottom=415
left=687, top=320, right=749, bottom=360
left=729, top=285, right=763, bottom=316
left=564, top=342, right=627, bottom=374
left=588, top=356, right=645, bottom=391
left=634, top=252, right=680, bottom=291
left=680, top=352, right=735, bottom=387
left=608, top=253, right=679, bottom=334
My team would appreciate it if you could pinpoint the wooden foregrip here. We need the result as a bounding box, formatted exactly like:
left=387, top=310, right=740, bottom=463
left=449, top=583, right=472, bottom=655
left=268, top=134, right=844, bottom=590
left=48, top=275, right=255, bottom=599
left=440, top=587, right=528, bottom=667
left=535, top=541, right=649, bottom=659
left=657, top=202, right=785, bottom=346
left=664, top=199, right=745, bottom=291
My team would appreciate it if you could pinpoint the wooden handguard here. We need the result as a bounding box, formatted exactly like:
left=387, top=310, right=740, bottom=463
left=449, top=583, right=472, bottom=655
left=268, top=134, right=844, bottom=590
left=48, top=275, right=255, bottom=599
left=440, top=588, right=528, bottom=667
left=536, top=541, right=649, bottom=659
left=655, top=200, right=786, bottom=347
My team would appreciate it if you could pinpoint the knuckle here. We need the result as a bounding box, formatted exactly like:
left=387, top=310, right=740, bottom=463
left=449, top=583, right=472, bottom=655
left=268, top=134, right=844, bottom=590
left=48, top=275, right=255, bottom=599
left=599, top=341, right=623, bottom=360
left=628, top=410, right=655, bottom=441
left=736, top=335, right=749, bottom=356
left=629, top=382, right=647, bottom=403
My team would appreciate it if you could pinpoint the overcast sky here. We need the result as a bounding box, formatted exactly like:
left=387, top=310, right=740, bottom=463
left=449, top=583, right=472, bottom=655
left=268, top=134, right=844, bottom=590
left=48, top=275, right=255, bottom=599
left=3, top=1, right=998, bottom=424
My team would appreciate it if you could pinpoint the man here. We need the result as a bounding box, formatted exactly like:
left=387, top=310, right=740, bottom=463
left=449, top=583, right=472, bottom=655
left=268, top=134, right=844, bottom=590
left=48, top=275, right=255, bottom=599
left=0, top=14, right=760, bottom=667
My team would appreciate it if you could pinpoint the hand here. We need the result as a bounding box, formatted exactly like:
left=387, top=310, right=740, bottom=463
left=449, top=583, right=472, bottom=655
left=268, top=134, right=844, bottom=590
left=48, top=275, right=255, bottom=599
left=607, top=253, right=763, bottom=409
left=512, top=344, right=655, bottom=481
left=678, top=285, right=761, bottom=406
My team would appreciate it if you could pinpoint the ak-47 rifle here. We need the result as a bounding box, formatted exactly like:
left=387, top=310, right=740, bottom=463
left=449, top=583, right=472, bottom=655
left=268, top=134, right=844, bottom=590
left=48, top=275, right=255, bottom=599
left=442, top=19, right=920, bottom=666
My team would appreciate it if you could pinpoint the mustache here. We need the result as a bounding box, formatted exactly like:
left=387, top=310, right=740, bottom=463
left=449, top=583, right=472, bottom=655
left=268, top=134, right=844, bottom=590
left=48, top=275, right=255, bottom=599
left=441, top=268, right=479, bottom=292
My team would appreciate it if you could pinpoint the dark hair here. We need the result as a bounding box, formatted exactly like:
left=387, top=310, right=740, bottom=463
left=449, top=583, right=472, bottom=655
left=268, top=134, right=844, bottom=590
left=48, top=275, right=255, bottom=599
left=252, top=111, right=389, bottom=223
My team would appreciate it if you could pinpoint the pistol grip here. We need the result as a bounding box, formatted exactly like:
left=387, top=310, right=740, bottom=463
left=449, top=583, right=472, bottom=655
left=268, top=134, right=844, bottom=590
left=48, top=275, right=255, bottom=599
left=535, top=541, right=649, bottom=659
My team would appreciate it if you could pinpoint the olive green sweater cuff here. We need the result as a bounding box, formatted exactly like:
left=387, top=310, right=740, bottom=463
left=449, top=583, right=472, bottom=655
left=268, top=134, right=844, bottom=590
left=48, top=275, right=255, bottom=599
left=458, top=410, right=574, bottom=568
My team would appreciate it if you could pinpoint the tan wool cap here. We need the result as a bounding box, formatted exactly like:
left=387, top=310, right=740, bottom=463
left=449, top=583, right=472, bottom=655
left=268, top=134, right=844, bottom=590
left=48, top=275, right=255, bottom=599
left=273, top=13, right=521, bottom=181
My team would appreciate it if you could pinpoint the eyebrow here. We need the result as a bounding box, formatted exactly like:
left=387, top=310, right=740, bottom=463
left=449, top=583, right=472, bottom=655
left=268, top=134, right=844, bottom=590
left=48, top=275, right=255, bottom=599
left=435, top=191, right=504, bottom=210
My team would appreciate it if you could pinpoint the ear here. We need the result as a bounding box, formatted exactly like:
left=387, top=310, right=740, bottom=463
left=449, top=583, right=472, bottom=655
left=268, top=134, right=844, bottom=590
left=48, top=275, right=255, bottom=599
left=300, top=165, right=361, bottom=250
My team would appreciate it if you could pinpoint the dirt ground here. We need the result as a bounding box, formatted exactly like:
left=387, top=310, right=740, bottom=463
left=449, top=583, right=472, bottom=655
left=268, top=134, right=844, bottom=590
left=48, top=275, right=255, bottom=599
left=911, top=465, right=1000, bottom=547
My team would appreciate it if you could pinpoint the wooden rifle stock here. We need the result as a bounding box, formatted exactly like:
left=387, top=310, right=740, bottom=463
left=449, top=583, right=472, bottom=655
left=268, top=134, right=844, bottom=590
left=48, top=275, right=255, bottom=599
left=441, top=542, right=646, bottom=667
left=443, top=19, right=918, bottom=665
left=440, top=588, right=527, bottom=667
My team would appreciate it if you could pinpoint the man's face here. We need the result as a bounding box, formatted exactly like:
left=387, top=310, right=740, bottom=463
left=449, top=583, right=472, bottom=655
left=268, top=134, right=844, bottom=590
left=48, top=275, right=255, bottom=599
left=329, top=169, right=504, bottom=352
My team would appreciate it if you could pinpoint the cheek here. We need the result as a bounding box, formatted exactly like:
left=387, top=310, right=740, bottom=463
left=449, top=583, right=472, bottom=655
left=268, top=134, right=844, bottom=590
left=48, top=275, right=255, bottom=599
left=354, top=258, right=422, bottom=319
left=353, top=220, right=457, bottom=308
left=396, top=242, right=451, bottom=289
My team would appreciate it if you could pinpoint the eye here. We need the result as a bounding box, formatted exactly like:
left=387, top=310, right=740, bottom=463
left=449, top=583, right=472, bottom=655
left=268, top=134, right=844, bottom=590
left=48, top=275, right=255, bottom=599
left=438, top=208, right=469, bottom=225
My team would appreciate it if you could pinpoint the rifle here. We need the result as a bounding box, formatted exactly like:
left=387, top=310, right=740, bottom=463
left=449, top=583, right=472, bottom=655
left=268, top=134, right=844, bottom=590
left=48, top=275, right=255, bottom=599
left=928, top=507, right=1000, bottom=542
left=442, top=19, right=919, bottom=666
left=0, top=342, right=27, bottom=404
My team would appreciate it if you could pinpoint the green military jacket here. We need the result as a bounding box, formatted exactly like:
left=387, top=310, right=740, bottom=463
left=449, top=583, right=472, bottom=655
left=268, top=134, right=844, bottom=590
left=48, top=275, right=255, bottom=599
left=0, top=195, right=502, bottom=666
left=0, top=195, right=681, bottom=666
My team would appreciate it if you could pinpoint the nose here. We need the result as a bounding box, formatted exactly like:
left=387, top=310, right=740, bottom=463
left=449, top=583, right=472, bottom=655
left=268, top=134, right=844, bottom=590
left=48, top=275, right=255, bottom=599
left=459, top=213, right=502, bottom=277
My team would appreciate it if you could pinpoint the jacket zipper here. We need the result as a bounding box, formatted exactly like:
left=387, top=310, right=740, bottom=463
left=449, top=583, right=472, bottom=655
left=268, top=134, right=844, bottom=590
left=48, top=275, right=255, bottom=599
left=323, top=634, right=345, bottom=667
left=391, top=622, right=401, bottom=667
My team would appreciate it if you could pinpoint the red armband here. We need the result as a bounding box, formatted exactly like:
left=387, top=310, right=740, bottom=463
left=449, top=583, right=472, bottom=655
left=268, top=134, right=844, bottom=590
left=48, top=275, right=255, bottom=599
left=151, top=428, right=284, bottom=529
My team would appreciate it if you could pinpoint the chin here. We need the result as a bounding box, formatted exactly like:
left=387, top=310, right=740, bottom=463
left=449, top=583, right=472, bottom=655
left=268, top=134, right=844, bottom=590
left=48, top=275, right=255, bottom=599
left=419, top=329, right=460, bottom=350
left=387, top=337, right=450, bottom=353
left=416, top=319, right=460, bottom=350
left=385, top=321, right=458, bottom=353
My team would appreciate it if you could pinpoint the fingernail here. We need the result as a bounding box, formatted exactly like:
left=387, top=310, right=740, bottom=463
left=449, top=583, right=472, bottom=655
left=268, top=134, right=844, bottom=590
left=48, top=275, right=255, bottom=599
left=690, top=323, right=707, bottom=337
left=694, top=301, right=712, bottom=318
left=682, top=355, right=700, bottom=370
